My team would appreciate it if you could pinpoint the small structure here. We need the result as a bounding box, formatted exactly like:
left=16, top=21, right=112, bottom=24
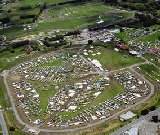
left=68, top=106, right=77, bottom=110
left=120, top=111, right=136, bottom=121
left=155, top=57, right=160, bottom=62
left=119, top=45, right=129, bottom=51
left=25, top=45, right=33, bottom=51
left=148, top=48, right=160, bottom=53
left=129, top=51, right=138, bottom=56
left=124, top=128, right=138, bottom=135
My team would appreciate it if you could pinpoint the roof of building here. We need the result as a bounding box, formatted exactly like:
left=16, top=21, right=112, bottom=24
left=148, top=48, right=160, bottom=52
left=25, top=45, right=33, bottom=51
left=120, top=45, right=129, bottom=50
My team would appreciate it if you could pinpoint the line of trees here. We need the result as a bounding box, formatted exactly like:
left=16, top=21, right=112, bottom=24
left=57, top=0, right=91, bottom=5
left=44, top=35, right=67, bottom=47
left=0, top=40, right=29, bottom=53
left=64, top=30, right=80, bottom=36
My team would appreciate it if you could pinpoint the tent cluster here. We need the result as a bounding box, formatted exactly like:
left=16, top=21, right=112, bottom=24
left=83, top=46, right=103, bottom=71
left=126, top=27, right=159, bottom=40
left=114, top=71, right=149, bottom=95
left=12, top=51, right=93, bottom=84
left=12, top=81, right=43, bottom=125
left=97, top=32, right=114, bottom=42
left=46, top=75, right=110, bottom=127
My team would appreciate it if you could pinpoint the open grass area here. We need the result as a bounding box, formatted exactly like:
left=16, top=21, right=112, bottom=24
left=114, top=31, right=131, bottom=44
left=59, top=4, right=104, bottom=18
left=0, top=26, right=24, bottom=35
left=21, top=0, right=76, bottom=6
left=83, top=46, right=144, bottom=71
left=157, top=10, right=160, bottom=15
left=2, top=2, right=40, bottom=25
left=143, top=53, right=160, bottom=67
left=3, top=110, right=30, bottom=135
left=92, top=81, right=124, bottom=105
left=0, top=59, right=11, bottom=73
left=0, top=47, right=26, bottom=58
left=0, top=76, right=11, bottom=109
left=37, top=18, right=93, bottom=30
left=138, top=64, right=160, bottom=81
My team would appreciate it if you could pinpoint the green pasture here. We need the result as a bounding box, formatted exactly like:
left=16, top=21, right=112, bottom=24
left=114, top=31, right=131, bottom=44
left=21, top=0, right=75, bottom=6
left=60, top=4, right=104, bottom=18
left=0, top=46, right=27, bottom=58
left=157, top=10, right=160, bottom=15
left=143, top=53, right=160, bottom=67
left=138, top=64, right=160, bottom=81
left=0, top=59, right=11, bottom=73
left=0, top=26, right=24, bottom=35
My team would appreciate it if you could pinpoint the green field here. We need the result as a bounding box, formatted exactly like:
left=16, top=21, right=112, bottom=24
left=83, top=46, right=144, bottom=71
left=60, top=7, right=103, bottom=18
left=0, top=76, right=8, bottom=108
left=0, top=59, right=11, bottom=73
left=21, top=0, right=76, bottom=6
left=114, top=30, right=131, bottom=44
left=0, top=76, right=12, bottom=109
left=143, top=53, right=160, bottom=67
left=0, top=26, right=24, bottom=35
left=138, top=64, right=160, bottom=81
left=157, top=10, right=160, bottom=15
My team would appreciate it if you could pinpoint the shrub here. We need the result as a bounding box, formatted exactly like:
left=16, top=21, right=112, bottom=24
left=141, top=109, right=149, bottom=115
left=9, top=127, right=15, bottom=131
left=88, top=40, right=93, bottom=45
left=149, top=106, right=155, bottom=111
left=152, top=116, right=158, bottom=123
left=10, top=49, right=15, bottom=53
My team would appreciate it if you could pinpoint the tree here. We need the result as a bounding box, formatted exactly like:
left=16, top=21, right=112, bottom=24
left=120, top=27, right=124, bottom=32
left=149, top=106, right=155, bottom=111
left=152, top=116, right=158, bottom=123
left=158, top=35, right=160, bottom=40
left=9, top=127, right=15, bottom=131
left=10, top=49, right=15, bottom=53
left=8, top=9, right=11, bottom=13
left=88, top=40, right=93, bottom=45
left=141, top=109, right=149, bottom=115
left=43, top=2, right=47, bottom=9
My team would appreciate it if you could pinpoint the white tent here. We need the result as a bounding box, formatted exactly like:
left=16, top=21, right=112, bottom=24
left=91, top=115, right=97, bottom=120
left=33, top=94, right=39, bottom=98
left=120, top=111, right=136, bottom=120
left=93, top=92, right=101, bottom=97
left=68, top=106, right=77, bottom=110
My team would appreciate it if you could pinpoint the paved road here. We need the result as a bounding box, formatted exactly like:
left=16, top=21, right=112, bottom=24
left=0, top=109, right=8, bottom=135
left=110, top=107, right=160, bottom=135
